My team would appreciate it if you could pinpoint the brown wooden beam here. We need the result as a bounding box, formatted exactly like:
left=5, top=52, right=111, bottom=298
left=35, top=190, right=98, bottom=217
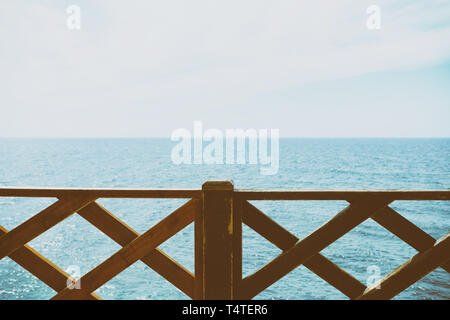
left=242, top=201, right=366, bottom=299
left=0, top=188, right=201, bottom=199
left=0, top=225, right=100, bottom=300
left=235, top=190, right=450, bottom=201
left=0, top=196, right=96, bottom=260
left=78, top=202, right=196, bottom=298
left=51, top=199, right=196, bottom=299
left=357, top=233, right=450, bottom=300
left=196, top=181, right=237, bottom=300
left=372, top=206, right=450, bottom=272
left=241, top=199, right=390, bottom=299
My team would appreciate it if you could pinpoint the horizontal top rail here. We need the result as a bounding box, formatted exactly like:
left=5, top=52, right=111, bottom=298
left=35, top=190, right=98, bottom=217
left=235, top=190, right=450, bottom=201
left=0, top=187, right=448, bottom=200
left=0, top=188, right=201, bottom=199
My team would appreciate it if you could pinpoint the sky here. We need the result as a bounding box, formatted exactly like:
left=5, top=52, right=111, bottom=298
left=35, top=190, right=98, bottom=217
left=1, top=0, right=450, bottom=137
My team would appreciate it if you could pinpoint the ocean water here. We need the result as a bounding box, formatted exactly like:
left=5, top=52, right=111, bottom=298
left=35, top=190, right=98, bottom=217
left=0, top=138, right=448, bottom=300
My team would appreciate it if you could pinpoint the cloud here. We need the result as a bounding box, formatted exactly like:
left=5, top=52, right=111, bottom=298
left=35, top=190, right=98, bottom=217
left=0, top=0, right=449, bottom=136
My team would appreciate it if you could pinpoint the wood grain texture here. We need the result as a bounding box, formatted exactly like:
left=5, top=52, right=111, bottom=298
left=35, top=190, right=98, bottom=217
left=0, top=188, right=200, bottom=199
left=199, top=181, right=235, bottom=300
left=0, top=225, right=100, bottom=300
left=242, top=201, right=366, bottom=299
left=235, top=190, right=450, bottom=201
left=52, top=199, right=196, bottom=299
left=357, top=233, right=450, bottom=300
left=0, top=183, right=448, bottom=300
left=78, top=201, right=195, bottom=298
left=241, top=199, right=390, bottom=299
left=372, top=206, right=450, bottom=272
left=0, top=196, right=96, bottom=260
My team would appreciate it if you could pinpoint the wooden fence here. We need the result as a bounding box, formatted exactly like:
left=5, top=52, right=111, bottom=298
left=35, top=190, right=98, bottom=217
left=0, top=181, right=448, bottom=300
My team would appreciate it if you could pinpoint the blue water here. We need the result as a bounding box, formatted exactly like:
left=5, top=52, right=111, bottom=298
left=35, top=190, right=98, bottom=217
left=0, top=138, right=448, bottom=300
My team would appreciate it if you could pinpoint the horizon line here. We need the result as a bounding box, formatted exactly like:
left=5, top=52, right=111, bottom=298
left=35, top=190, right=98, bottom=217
left=0, top=136, right=449, bottom=139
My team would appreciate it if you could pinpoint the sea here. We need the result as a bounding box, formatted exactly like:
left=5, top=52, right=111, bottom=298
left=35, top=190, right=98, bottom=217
left=0, top=138, right=448, bottom=300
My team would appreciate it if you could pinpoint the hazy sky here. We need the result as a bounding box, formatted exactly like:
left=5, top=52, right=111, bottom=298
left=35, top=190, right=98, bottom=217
left=1, top=0, right=450, bottom=137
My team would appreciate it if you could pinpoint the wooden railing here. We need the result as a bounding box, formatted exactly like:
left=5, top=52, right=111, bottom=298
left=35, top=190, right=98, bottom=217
left=0, top=181, right=448, bottom=300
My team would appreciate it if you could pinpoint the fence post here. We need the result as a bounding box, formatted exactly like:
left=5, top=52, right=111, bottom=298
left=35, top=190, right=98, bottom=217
left=195, top=180, right=239, bottom=299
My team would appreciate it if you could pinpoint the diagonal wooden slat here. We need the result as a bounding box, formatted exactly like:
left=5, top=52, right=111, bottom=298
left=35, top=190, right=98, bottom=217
left=242, top=201, right=366, bottom=299
left=0, top=225, right=100, bottom=300
left=77, top=201, right=195, bottom=298
left=51, top=199, right=197, bottom=299
left=372, top=206, right=450, bottom=272
left=243, top=201, right=298, bottom=251
left=241, top=199, right=391, bottom=299
left=305, top=254, right=367, bottom=299
left=0, top=196, right=96, bottom=260
left=357, top=232, right=450, bottom=300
